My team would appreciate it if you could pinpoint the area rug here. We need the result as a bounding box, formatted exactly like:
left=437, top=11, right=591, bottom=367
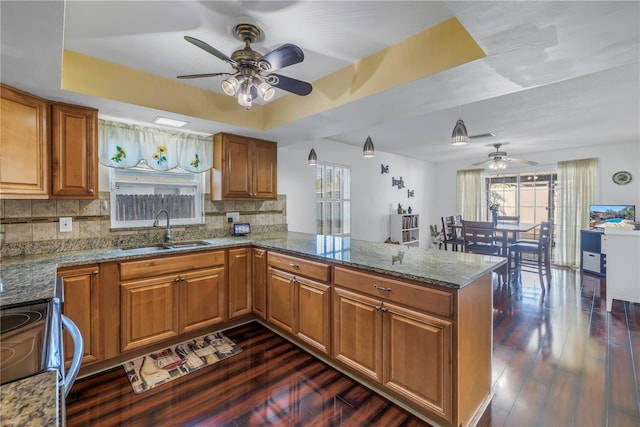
left=122, top=331, right=242, bottom=394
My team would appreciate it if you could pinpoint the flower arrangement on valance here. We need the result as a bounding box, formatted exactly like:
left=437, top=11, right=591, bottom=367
left=99, top=119, right=213, bottom=173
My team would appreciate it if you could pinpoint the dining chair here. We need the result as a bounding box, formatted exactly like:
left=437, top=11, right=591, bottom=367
left=462, top=220, right=507, bottom=283
left=461, top=220, right=501, bottom=256
left=507, top=221, right=552, bottom=291
left=441, top=216, right=464, bottom=251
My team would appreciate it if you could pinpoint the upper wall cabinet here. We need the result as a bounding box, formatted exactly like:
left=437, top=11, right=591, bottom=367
left=51, top=102, right=98, bottom=199
left=0, top=84, right=50, bottom=199
left=211, top=132, right=277, bottom=200
left=0, top=84, right=99, bottom=200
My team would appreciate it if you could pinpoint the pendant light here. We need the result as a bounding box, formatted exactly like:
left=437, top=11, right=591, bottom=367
left=451, top=106, right=469, bottom=146
left=363, top=136, right=375, bottom=158
left=308, top=147, right=318, bottom=165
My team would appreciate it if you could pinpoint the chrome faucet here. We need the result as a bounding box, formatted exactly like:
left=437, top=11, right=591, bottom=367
left=153, top=209, right=172, bottom=243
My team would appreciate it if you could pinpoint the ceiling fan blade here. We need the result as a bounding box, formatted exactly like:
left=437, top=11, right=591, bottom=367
left=177, top=72, right=232, bottom=79
left=184, top=36, right=236, bottom=65
left=265, top=74, right=312, bottom=96
left=507, top=158, right=539, bottom=165
left=471, top=159, right=491, bottom=166
left=258, top=44, right=304, bottom=71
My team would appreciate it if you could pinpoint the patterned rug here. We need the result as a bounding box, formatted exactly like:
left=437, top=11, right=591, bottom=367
left=122, top=331, right=242, bottom=394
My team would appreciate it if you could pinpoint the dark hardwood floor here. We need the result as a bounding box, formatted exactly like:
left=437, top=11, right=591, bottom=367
left=66, top=269, right=640, bottom=426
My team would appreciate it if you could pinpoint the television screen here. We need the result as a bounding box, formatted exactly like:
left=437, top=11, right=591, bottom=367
left=589, top=204, right=635, bottom=227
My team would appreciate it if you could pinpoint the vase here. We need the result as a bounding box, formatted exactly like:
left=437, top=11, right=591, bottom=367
left=491, top=209, right=498, bottom=225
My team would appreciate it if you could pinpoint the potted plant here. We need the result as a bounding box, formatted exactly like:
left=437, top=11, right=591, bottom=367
left=429, top=224, right=443, bottom=249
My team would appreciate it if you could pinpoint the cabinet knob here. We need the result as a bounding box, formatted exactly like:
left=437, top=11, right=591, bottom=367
left=88, top=189, right=94, bottom=194
left=375, top=305, right=381, bottom=311
left=374, top=284, right=392, bottom=292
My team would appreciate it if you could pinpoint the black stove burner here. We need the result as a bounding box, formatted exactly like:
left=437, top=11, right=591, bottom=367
left=0, top=310, right=45, bottom=334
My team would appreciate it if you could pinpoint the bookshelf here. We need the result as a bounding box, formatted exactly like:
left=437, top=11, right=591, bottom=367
left=390, top=214, right=420, bottom=247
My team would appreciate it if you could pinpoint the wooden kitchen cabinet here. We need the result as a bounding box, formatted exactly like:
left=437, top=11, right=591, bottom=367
left=119, top=251, right=226, bottom=352
left=57, top=265, right=101, bottom=367
left=0, top=84, right=49, bottom=199
left=211, top=132, right=277, bottom=200
left=227, top=247, right=252, bottom=319
left=333, top=266, right=453, bottom=423
left=51, top=102, right=98, bottom=199
left=267, top=252, right=331, bottom=354
left=252, top=248, right=267, bottom=319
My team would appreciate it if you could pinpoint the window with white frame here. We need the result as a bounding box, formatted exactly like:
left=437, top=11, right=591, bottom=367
left=485, top=171, right=558, bottom=243
left=109, top=165, right=204, bottom=229
left=316, top=163, right=351, bottom=236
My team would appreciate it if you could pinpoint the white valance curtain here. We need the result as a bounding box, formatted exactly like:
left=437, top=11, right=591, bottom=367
left=556, top=158, right=599, bottom=267
left=98, top=119, right=213, bottom=173
left=457, top=169, right=484, bottom=220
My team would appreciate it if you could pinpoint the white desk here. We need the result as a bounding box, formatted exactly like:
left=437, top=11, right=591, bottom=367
left=603, top=228, right=640, bottom=311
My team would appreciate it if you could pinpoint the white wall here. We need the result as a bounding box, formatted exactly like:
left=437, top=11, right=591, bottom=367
left=434, top=141, right=640, bottom=216
left=278, top=140, right=437, bottom=247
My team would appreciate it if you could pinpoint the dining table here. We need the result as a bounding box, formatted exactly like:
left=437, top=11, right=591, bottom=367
left=453, top=221, right=541, bottom=256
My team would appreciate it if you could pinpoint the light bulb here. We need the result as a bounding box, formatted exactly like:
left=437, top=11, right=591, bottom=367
left=258, top=82, right=275, bottom=101
left=221, top=77, right=239, bottom=96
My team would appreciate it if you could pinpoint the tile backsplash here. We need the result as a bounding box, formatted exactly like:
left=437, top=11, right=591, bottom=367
left=0, top=192, right=287, bottom=257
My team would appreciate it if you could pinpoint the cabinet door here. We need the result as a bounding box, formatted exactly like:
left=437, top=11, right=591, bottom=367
left=0, top=84, right=49, bottom=198
left=333, top=287, right=383, bottom=383
left=383, top=302, right=452, bottom=421
left=180, top=267, right=226, bottom=333
left=58, top=265, right=100, bottom=366
left=120, top=275, right=180, bottom=352
left=220, top=134, right=252, bottom=199
left=252, top=248, right=267, bottom=319
left=51, top=103, right=98, bottom=199
left=227, top=248, right=252, bottom=319
left=252, top=140, right=277, bottom=199
left=295, top=277, right=331, bottom=355
left=267, top=267, right=295, bottom=333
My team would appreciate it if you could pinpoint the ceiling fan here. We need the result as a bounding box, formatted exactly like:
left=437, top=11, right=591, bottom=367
left=177, top=23, right=312, bottom=109
left=472, top=143, right=538, bottom=170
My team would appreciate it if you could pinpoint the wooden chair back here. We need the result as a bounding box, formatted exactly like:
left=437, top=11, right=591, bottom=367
left=496, top=215, right=520, bottom=223
left=462, top=220, right=498, bottom=255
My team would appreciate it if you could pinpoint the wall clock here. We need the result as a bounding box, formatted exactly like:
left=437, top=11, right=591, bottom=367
left=612, top=171, right=632, bottom=185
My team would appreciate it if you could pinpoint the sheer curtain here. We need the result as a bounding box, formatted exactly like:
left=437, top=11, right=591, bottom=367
left=556, top=158, right=599, bottom=267
left=98, top=119, right=213, bottom=172
left=457, top=169, right=484, bottom=220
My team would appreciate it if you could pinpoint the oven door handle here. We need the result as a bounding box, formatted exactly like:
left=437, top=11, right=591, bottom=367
left=61, top=314, right=83, bottom=397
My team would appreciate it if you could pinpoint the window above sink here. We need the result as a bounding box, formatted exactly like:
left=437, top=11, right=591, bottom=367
left=109, top=166, right=204, bottom=229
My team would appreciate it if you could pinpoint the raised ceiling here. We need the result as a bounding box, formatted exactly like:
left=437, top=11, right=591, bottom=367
left=1, top=1, right=638, bottom=164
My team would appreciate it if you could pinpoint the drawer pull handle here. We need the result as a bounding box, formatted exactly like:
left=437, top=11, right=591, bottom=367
left=288, top=263, right=301, bottom=269
left=374, top=284, right=392, bottom=292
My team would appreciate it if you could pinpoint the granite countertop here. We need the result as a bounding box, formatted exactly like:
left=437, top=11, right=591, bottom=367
left=0, top=231, right=505, bottom=425
left=0, top=231, right=505, bottom=307
left=0, top=371, right=59, bottom=427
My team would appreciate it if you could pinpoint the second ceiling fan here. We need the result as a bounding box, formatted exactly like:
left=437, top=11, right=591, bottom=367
left=472, top=144, right=538, bottom=170
left=177, top=23, right=312, bottom=109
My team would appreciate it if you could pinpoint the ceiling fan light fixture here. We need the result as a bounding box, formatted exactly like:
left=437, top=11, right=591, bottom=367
left=308, top=147, right=318, bottom=165
left=451, top=119, right=469, bottom=146
left=363, top=136, right=375, bottom=158
left=488, top=159, right=507, bottom=170
left=258, top=81, right=275, bottom=101
left=221, top=77, right=239, bottom=96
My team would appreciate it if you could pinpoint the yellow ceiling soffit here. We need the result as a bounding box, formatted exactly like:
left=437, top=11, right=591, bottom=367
left=264, top=17, right=486, bottom=129
left=61, top=50, right=264, bottom=129
left=61, top=17, right=484, bottom=132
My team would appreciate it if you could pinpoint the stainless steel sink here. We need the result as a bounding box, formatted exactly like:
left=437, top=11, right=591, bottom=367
left=122, top=240, right=211, bottom=252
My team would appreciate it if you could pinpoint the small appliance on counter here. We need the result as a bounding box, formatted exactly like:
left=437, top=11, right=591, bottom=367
left=0, top=277, right=84, bottom=423
left=233, top=223, right=251, bottom=236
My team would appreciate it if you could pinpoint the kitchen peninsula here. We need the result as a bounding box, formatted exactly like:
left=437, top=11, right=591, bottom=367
left=0, top=232, right=504, bottom=427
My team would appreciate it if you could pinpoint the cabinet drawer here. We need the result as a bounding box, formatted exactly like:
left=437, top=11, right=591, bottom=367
left=582, top=251, right=601, bottom=273
left=334, top=267, right=453, bottom=318
left=267, top=252, right=330, bottom=283
left=120, top=250, right=224, bottom=281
